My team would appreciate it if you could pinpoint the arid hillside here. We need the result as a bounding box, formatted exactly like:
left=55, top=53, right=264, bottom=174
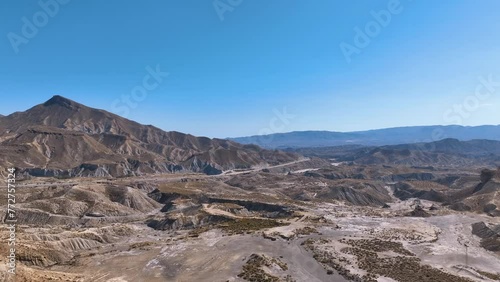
left=0, top=96, right=300, bottom=177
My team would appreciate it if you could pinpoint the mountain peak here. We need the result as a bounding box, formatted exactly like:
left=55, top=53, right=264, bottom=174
left=43, top=95, right=81, bottom=110
left=0, top=96, right=300, bottom=177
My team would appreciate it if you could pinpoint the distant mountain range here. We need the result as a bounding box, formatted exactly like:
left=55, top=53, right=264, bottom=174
left=0, top=96, right=299, bottom=177
left=230, top=126, right=500, bottom=149
left=353, top=139, right=500, bottom=167
left=288, top=138, right=500, bottom=168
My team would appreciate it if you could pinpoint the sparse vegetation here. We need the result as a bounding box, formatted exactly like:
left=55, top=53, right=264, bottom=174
left=238, top=254, right=289, bottom=282
left=294, top=226, right=318, bottom=236
left=220, top=218, right=288, bottom=234
left=339, top=238, right=415, bottom=256
left=128, top=241, right=154, bottom=250
left=188, top=226, right=211, bottom=237
left=304, top=237, right=475, bottom=282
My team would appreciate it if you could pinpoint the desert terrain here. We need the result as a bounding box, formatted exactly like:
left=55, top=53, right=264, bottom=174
left=1, top=97, right=499, bottom=282
left=1, top=158, right=499, bottom=282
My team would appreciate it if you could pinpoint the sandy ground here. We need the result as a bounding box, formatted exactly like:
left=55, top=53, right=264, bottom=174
left=30, top=206, right=497, bottom=282
left=33, top=224, right=347, bottom=282
left=318, top=201, right=500, bottom=281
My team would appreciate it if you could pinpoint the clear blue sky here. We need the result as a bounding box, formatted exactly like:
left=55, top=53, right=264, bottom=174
left=1, top=0, right=500, bottom=138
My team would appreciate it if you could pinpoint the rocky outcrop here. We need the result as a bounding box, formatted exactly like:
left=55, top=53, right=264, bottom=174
left=471, top=222, right=500, bottom=253
left=393, top=182, right=447, bottom=202
left=207, top=198, right=292, bottom=218
left=146, top=212, right=228, bottom=231
left=472, top=222, right=497, bottom=239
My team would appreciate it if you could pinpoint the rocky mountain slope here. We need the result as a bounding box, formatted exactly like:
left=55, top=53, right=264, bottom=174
left=0, top=96, right=300, bottom=177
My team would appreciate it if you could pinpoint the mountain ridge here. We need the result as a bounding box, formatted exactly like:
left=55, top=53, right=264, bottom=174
left=229, top=125, right=500, bottom=148
left=0, top=95, right=300, bottom=177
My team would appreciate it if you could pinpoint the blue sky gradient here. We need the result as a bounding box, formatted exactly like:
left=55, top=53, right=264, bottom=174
left=1, top=0, right=500, bottom=138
